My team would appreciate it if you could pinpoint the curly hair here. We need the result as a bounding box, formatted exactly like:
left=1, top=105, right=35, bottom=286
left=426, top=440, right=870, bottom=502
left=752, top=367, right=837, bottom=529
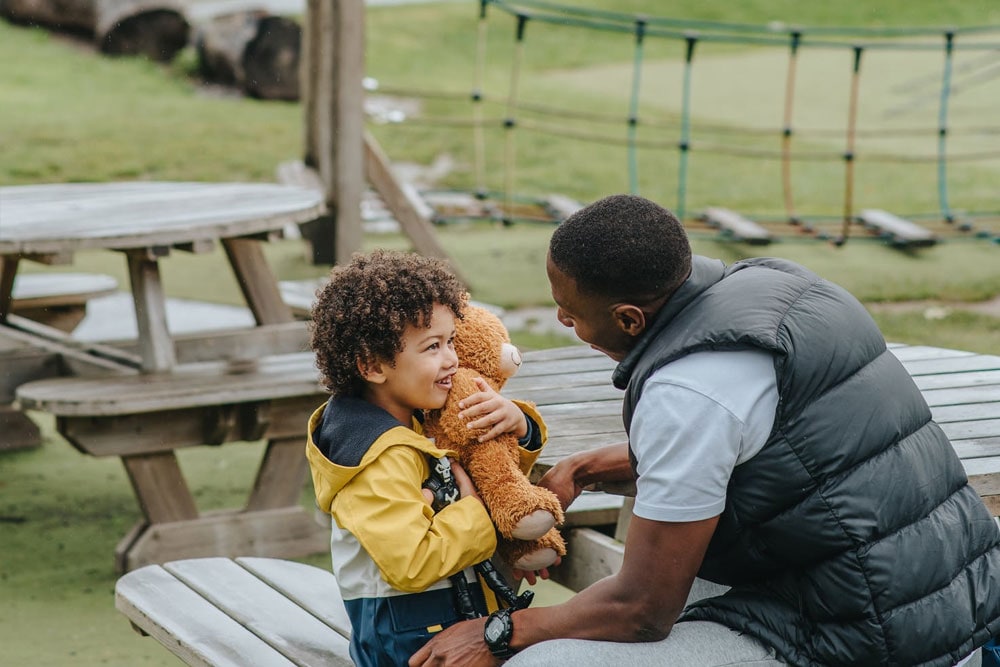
left=549, top=194, right=691, bottom=301
left=310, top=249, right=467, bottom=397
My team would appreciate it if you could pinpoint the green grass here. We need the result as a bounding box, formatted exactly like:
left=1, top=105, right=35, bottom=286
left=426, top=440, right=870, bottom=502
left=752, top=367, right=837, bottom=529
left=3, top=2, right=1000, bottom=664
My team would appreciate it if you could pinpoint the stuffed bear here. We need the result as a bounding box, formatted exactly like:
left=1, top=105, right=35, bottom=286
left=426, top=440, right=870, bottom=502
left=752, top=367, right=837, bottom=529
left=423, top=303, right=567, bottom=571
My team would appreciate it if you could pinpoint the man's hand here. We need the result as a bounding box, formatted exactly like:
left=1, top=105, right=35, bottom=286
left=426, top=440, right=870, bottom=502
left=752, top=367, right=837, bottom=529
left=537, top=443, right=635, bottom=511
left=458, top=377, right=528, bottom=442
left=409, top=617, right=497, bottom=667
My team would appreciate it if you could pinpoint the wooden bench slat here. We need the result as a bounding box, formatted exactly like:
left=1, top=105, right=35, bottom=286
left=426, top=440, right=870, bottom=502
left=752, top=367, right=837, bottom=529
left=923, top=385, right=1000, bottom=407
left=913, top=370, right=1000, bottom=391
left=165, top=558, right=353, bottom=666
left=898, top=354, right=1000, bottom=377
left=933, top=402, right=1000, bottom=424
left=115, top=564, right=297, bottom=667
left=16, top=352, right=324, bottom=416
left=11, top=272, right=118, bottom=306
left=887, top=345, right=977, bottom=362
left=236, top=557, right=353, bottom=639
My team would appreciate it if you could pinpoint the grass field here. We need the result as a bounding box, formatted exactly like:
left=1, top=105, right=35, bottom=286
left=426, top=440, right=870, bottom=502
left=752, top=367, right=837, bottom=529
left=2, top=1, right=1000, bottom=664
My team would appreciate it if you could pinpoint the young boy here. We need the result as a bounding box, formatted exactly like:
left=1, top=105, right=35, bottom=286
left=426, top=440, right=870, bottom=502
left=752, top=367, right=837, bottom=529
left=305, top=249, right=548, bottom=666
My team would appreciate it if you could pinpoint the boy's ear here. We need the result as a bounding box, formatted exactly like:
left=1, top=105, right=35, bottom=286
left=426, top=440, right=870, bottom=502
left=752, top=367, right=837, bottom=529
left=357, top=357, right=387, bottom=384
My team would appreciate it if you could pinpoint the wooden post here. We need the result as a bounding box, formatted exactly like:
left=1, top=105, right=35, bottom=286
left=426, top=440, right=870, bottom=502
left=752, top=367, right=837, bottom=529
left=304, top=0, right=364, bottom=266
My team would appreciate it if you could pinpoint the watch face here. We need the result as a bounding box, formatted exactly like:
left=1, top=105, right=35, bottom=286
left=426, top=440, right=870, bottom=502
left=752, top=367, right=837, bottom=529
left=485, top=618, right=504, bottom=643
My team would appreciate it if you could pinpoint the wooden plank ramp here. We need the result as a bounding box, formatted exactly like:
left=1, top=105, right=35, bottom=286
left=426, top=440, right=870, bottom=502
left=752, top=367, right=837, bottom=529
left=857, top=209, right=938, bottom=247
left=701, top=207, right=772, bottom=245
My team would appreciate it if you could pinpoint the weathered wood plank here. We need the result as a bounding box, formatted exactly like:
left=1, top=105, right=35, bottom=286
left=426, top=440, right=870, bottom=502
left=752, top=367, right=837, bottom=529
left=508, top=356, right=616, bottom=379
left=504, top=369, right=614, bottom=394
left=0, top=182, right=324, bottom=256
left=0, top=255, right=19, bottom=321
left=246, top=437, right=312, bottom=511
left=912, top=370, right=1000, bottom=391
left=933, top=402, right=1000, bottom=423
left=223, top=237, right=295, bottom=326
left=899, top=355, right=1000, bottom=377
left=120, top=508, right=330, bottom=573
left=122, top=453, right=200, bottom=523
left=923, top=385, right=1000, bottom=407
left=165, top=558, right=353, bottom=665
left=237, top=557, right=353, bottom=640
left=888, top=345, right=976, bottom=362
left=115, top=564, right=297, bottom=667
left=363, top=132, right=461, bottom=280
left=55, top=394, right=321, bottom=457
left=514, top=382, right=625, bottom=407
left=127, top=250, right=176, bottom=372
left=17, top=352, right=323, bottom=417
left=311, top=0, right=365, bottom=266
left=2, top=316, right=141, bottom=372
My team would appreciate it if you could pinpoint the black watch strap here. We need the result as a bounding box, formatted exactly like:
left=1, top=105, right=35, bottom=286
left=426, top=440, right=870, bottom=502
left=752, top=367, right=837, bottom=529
left=483, top=607, right=516, bottom=659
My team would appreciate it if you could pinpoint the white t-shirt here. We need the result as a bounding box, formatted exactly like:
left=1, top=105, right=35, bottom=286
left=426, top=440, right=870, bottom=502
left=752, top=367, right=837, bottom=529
left=630, top=349, right=779, bottom=523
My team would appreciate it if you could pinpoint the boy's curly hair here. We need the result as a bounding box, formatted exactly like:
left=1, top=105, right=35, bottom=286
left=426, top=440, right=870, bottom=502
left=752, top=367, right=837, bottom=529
left=310, top=249, right=467, bottom=397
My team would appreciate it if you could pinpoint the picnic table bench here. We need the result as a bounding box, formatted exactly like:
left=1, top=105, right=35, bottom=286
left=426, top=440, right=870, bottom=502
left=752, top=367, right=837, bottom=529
left=116, top=557, right=354, bottom=667
left=111, top=341, right=1000, bottom=666
left=16, top=333, right=330, bottom=573
left=0, top=272, right=120, bottom=450
left=10, top=272, right=119, bottom=332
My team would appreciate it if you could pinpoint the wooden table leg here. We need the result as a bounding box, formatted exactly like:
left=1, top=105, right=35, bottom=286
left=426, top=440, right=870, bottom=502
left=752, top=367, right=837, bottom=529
left=115, top=444, right=329, bottom=574
left=116, top=452, right=200, bottom=573
left=125, top=250, right=176, bottom=372
left=0, top=405, right=41, bottom=451
left=223, top=238, right=294, bottom=325
left=246, top=436, right=311, bottom=511
left=0, top=256, right=19, bottom=322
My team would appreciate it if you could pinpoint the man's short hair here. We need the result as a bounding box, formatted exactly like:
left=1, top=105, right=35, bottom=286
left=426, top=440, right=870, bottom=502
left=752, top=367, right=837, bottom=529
left=310, top=249, right=466, bottom=397
left=549, top=194, right=692, bottom=301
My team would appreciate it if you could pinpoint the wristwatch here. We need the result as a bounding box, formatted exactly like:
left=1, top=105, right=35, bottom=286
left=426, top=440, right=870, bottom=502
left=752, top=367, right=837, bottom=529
left=483, top=607, right=517, bottom=659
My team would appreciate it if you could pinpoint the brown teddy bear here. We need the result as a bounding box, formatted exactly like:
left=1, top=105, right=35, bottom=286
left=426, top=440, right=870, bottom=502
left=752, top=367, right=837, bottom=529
left=423, top=303, right=567, bottom=571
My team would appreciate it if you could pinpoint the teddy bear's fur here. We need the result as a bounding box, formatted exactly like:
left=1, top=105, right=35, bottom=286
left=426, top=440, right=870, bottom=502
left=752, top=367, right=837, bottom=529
left=423, top=304, right=566, bottom=570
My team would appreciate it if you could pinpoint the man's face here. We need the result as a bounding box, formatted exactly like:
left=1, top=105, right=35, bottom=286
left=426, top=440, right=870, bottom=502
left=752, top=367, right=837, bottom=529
left=546, top=253, right=636, bottom=362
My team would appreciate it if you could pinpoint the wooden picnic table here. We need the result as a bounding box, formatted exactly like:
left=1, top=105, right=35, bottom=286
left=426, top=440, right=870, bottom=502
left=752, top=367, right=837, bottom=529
left=503, top=342, right=1000, bottom=514
left=0, top=181, right=324, bottom=372
left=4, top=181, right=327, bottom=572
left=111, top=340, right=1000, bottom=666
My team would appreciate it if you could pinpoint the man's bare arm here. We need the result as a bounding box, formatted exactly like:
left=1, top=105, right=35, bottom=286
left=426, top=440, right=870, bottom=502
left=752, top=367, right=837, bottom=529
left=409, top=513, right=719, bottom=666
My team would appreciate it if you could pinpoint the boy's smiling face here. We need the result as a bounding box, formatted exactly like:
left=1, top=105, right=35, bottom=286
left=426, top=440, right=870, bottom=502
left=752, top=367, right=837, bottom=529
left=360, top=303, right=459, bottom=424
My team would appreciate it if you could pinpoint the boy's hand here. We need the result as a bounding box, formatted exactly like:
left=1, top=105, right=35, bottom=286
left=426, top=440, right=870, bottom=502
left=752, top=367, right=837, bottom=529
left=450, top=460, right=481, bottom=502
left=422, top=459, right=482, bottom=506
left=512, top=557, right=561, bottom=586
left=458, top=377, right=528, bottom=442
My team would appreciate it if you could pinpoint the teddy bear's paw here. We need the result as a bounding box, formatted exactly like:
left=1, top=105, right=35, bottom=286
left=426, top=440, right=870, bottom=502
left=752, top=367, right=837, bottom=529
left=510, top=509, right=557, bottom=541
left=514, top=548, right=558, bottom=571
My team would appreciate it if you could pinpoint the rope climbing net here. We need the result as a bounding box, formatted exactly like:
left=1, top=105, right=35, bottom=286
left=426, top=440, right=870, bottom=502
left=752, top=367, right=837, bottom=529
left=370, top=0, right=1000, bottom=246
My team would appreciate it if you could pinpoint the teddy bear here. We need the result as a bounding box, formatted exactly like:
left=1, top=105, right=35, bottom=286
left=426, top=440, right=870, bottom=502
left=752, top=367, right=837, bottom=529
left=423, top=302, right=567, bottom=571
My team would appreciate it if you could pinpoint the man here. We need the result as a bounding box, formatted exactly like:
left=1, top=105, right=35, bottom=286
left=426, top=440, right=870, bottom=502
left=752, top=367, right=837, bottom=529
left=410, top=194, right=1000, bottom=666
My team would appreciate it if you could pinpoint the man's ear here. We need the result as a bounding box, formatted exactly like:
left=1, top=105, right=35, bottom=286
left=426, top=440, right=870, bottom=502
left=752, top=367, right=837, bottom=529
left=612, top=304, right=647, bottom=337
left=357, top=357, right=387, bottom=384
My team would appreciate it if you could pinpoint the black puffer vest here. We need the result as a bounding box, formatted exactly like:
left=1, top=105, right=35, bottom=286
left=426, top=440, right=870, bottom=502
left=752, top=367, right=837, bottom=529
left=614, top=256, right=1000, bottom=666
